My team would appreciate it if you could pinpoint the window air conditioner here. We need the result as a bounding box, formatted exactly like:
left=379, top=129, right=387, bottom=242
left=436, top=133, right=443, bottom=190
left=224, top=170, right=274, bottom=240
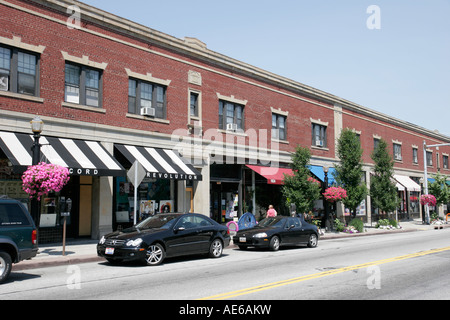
left=315, top=139, right=323, bottom=147
left=140, top=107, right=155, bottom=116
left=0, top=77, right=8, bottom=91
left=226, top=123, right=238, bottom=131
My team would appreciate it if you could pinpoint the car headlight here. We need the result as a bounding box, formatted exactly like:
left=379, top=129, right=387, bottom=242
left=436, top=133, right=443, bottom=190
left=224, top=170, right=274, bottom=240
left=99, top=236, right=106, bottom=245
left=253, top=233, right=268, bottom=238
left=126, top=238, right=143, bottom=247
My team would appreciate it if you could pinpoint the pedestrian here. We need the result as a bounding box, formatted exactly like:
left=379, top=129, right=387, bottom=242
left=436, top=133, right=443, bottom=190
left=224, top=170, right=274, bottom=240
left=266, top=205, right=277, bottom=218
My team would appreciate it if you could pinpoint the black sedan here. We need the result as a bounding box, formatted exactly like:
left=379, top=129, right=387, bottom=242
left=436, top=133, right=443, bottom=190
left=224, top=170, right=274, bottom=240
left=233, top=216, right=319, bottom=251
left=97, top=213, right=230, bottom=266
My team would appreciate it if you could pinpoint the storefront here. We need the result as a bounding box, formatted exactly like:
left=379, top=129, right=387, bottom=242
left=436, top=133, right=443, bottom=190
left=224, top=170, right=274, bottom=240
left=0, top=131, right=126, bottom=243
left=113, top=144, right=202, bottom=230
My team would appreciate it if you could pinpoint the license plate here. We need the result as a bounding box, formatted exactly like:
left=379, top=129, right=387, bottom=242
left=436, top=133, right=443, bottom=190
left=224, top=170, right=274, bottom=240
left=105, top=248, right=115, bottom=255
left=239, top=237, right=246, bottom=243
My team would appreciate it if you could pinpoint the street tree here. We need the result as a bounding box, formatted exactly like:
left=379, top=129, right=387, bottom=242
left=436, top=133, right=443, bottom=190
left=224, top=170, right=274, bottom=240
left=370, top=138, right=400, bottom=214
left=334, top=128, right=367, bottom=218
left=282, top=146, right=321, bottom=214
left=429, top=173, right=450, bottom=208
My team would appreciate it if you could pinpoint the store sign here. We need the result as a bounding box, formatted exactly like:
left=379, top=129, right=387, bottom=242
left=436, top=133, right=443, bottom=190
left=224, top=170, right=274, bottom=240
left=146, top=172, right=200, bottom=181
left=68, top=168, right=99, bottom=175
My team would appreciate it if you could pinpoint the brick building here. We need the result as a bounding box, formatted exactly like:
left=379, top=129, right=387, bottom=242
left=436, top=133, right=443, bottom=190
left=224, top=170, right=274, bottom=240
left=0, top=0, right=448, bottom=242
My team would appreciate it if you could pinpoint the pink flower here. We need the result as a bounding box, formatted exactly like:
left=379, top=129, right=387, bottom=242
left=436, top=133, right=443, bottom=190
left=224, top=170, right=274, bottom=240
left=420, top=194, right=436, bottom=207
left=323, top=187, right=347, bottom=202
left=22, top=163, right=70, bottom=200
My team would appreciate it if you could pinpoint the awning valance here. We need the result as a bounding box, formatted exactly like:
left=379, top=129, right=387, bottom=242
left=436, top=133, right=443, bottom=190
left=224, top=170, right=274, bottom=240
left=115, top=144, right=202, bottom=181
left=0, top=131, right=125, bottom=176
left=246, top=165, right=293, bottom=185
left=393, top=174, right=421, bottom=192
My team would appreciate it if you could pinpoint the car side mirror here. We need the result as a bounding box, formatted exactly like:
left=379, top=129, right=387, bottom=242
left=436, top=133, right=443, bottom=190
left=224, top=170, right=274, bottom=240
left=175, top=226, right=185, bottom=233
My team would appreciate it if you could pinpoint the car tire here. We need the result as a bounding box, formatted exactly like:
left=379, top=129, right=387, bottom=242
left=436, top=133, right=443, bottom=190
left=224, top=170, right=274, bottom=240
left=0, top=250, right=12, bottom=284
left=209, top=239, right=223, bottom=258
left=145, top=243, right=165, bottom=266
left=307, top=233, right=318, bottom=248
left=269, top=236, right=280, bottom=251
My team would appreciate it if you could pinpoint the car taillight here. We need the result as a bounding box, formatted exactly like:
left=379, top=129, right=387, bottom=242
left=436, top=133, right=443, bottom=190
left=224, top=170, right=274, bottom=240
left=32, top=229, right=37, bottom=245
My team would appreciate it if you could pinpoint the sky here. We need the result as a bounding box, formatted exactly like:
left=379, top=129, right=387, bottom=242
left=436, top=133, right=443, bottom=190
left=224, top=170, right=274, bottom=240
left=79, top=0, right=450, bottom=137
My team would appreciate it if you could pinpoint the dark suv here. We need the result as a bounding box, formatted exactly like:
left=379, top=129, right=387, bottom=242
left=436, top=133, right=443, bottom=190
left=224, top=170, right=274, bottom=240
left=0, top=197, right=38, bottom=283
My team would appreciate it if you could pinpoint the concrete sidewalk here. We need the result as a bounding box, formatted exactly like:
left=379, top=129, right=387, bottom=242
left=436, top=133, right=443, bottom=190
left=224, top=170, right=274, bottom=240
left=12, top=219, right=449, bottom=271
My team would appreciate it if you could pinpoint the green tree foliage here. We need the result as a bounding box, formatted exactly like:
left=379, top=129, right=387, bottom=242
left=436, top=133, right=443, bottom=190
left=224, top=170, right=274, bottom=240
left=370, top=139, right=400, bottom=213
left=282, top=146, right=321, bottom=214
left=429, top=173, right=450, bottom=207
left=334, top=129, right=367, bottom=217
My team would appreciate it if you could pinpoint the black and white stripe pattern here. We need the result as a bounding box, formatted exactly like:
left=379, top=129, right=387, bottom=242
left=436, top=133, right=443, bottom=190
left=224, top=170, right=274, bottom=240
left=115, top=144, right=202, bottom=181
left=0, top=132, right=125, bottom=176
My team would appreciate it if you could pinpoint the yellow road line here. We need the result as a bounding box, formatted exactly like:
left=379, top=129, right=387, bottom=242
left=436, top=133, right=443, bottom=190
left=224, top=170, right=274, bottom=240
left=200, top=246, right=450, bottom=300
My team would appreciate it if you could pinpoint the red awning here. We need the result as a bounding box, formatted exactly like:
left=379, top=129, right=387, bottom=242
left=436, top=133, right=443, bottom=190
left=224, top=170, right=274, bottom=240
left=246, top=165, right=293, bottom=185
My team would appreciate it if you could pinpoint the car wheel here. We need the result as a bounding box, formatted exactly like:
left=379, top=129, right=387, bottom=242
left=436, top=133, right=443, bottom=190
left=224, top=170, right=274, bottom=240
left=269, top=236, right=280, bottom=251
left=0, top=250, right=12, bottom=284
left=209, top=239, right=223, bottom=258
left=145, top=243, right=165, bottom=266
left=307, top=233, right=318, bottom=248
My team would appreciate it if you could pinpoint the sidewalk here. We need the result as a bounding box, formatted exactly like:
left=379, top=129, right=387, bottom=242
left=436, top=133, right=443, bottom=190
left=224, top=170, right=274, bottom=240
left=12, top=219, right=449, bottom=271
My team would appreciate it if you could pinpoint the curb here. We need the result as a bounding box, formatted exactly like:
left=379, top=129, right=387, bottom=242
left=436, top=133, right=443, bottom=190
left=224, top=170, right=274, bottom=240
left=12, top=225, right=448, bottom=271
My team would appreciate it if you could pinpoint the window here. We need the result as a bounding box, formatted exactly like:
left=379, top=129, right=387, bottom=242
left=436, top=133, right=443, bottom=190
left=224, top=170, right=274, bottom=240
left=443, top=155, right=448, bottom=169
left=426, top=151, right=433, bottom=167
left=219, top=100, right=244, bottom=131
left=65, top=63, right=101, bottom=107
left=393, top=143, right=402, bottom=161
left=190, top=92, right=199, bottom=117
left=0, top=45, right=39, bottom=96
left=412, top=148, right=418, bottom=164
left=272, top=114, right=286, bottom=140
left=312, top=123, right=327, bottom=148
left=128, top=78, right=167, bottom=119
left=373, top=138, right=380, bottom=150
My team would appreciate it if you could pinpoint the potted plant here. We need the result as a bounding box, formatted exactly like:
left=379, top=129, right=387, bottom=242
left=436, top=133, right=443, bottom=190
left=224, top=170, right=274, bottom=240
left=323, top=186, right=348, bottom=203
left=22, top=162, right=70, bottom=200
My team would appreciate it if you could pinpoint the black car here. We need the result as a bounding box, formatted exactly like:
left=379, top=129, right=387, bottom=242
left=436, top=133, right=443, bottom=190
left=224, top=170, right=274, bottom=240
left=97, top=213, right=230, bottom=266
left=233, top=216, right=319, bottom=251
left=0, top=197, right=38, bottom=283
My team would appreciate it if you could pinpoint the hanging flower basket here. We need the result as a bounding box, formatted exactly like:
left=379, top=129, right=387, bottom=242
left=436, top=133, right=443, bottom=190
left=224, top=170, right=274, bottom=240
left=323, top=186, right=347, bottom=203
left=420, top=194, right=436, bottom=207
left=22, top=162, right=70, bottom=200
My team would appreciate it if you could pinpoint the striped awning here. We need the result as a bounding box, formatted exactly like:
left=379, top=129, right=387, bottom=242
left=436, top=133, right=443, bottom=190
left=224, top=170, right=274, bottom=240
left=115, top=144, right=202, bottom=181
left=0, top=132, right=125, bottom=176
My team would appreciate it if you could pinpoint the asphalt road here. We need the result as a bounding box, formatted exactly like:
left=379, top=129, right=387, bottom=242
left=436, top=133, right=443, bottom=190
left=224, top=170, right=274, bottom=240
left=2, top=228, right=450, bottom=301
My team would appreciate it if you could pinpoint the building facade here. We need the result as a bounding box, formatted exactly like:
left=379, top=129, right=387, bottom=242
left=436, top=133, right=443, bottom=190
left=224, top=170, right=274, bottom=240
left=0, top=0, right=449, bottom=242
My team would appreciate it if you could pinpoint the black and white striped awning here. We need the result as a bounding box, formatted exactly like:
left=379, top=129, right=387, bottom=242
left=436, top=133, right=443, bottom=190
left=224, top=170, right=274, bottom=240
left=0, top=132, right=125, bottom=176
left=115, top=144, right=202, bottom=181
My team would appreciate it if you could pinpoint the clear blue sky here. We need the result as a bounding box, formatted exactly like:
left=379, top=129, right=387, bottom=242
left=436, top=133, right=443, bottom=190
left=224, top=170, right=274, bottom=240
left=80, top=0, right=450, bottom=137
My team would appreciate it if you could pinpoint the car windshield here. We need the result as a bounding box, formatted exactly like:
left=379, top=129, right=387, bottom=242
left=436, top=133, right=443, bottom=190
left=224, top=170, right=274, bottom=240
left=258, top=217, right=285, bottom=228
left=135, top=214, right=179, bottom=230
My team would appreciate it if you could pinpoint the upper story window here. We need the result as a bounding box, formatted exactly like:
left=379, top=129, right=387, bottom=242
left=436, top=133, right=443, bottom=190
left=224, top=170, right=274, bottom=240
left=190, top=92, right=199, bottom=118
left=65, top=63, right=102, bottom=107
left=426, top=151, right=433, bottom=167
left=311, top=121, right=327, bottom=148
left=219, top=100, right=244, bottom=131
left=0, top=45, right=39, bottom=97
left=412, top=147, right=418, bottom=164
left=128, top=78, right=167, bottom=119
left=393, top=143, right=402, bottom=161
left=272, top=113, right=286, bottom=141
left=443, top=155, right=449, bottom=169
left=373, top=137, right=380, bottom=150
